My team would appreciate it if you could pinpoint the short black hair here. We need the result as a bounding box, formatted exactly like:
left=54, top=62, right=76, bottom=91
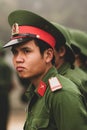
left=34, top=38, right=55, bottom=65
left=55, top=42, right=75, bottom=68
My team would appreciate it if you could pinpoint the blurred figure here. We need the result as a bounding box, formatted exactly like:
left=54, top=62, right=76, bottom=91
left=0, top=43, right=14, bottom=130
left=18, top=76, right=30, bottom=103
left=52, top=23, right=87, bottom=102
left=68, top=28, right=87, bottom=73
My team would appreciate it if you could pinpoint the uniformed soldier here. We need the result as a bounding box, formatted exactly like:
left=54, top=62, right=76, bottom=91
left=3, top=10, right=87, bottom=130
left=0, top=43, right=14, bottom=130
left=52, top=22, right=87, bottom=103
left=68, top=28, right=87, bottom=73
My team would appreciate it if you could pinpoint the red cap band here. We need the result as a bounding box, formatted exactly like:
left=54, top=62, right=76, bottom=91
left=12, top=26, right=56, bottom=48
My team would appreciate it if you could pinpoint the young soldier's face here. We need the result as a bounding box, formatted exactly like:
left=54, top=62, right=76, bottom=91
left=11, top=40, right=49, bottom=80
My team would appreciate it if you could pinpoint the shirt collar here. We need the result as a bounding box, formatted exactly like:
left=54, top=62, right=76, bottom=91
left=26, top=66, right=58, bottom=98
left=58, top=62, right=71, bottom=75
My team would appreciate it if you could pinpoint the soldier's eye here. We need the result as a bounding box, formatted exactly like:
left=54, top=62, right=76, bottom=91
left=23, top=49, right=30, bottom=54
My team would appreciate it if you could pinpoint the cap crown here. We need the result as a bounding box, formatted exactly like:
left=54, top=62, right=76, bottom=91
left=69, top=29, right=87, bottom=56
left=3, top=10, right=66, bottom=48
left=52, top=22, right=73, bottom=51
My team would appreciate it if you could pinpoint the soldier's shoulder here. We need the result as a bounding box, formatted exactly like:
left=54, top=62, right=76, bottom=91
left=48, top=74, right=80, bottom=94
left=48, top=76, right=62, bottom=92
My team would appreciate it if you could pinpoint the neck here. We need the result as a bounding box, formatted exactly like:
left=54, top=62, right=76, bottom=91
left=56, top=59, right=65, bottom=70
left=31, top=64, right=52, bottom=88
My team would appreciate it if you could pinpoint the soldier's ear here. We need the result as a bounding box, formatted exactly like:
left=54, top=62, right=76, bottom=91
left=58, top=46, right=66, bottom=57
left=44, top=48, right=54, bottom=63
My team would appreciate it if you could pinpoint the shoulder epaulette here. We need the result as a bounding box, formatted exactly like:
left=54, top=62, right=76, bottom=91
left=48, top=77, right=62, bottom=92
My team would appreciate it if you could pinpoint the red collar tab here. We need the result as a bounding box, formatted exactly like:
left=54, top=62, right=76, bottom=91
left=37, top=81, right=47, bottom=97
left=11, top=23, right=56, bottom=48
left=49, top=77, right=62, bottom=92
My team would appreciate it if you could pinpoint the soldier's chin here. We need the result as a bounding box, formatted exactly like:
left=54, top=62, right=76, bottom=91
left=17, top=72, right=31, bottom=79
left=18, top=73, right=27, bottom=78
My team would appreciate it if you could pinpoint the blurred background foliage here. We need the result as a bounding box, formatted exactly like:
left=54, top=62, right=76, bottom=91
left=0, top=0, right=87, bottom=44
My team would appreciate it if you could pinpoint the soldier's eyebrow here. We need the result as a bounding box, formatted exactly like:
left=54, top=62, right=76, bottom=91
left=11, top=46, right=33, bottom=52
left=21, top=47, right=33, bottom=52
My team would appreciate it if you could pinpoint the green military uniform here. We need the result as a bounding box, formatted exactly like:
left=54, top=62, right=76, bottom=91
left=24, top=67, right=87, bottom=130
left=3, top=10, right=87, bottom=130
left=68, top=28, right=87, bottom=73
left=52, top=23, right=87, bottom=102
left=58, top=62, right=87, bottom=101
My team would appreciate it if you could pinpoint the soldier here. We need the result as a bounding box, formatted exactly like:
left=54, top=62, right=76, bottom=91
left=68, top=29, right=87, bottom=73
left=0, top=43, right=14, bottom=130
left=52, top=22, right=87, bottom=102
left=3, top=10, right=87, bottom=130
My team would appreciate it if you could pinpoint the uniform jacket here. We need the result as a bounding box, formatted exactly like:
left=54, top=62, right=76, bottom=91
left=58, top=62, right=87, bottom=102
left=24, top=66, right=87, bottom=130
left=80, top=66, right=87, bottom=74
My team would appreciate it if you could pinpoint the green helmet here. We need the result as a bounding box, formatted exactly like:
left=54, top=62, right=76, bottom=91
left=68, top=28, right=87, bottom=56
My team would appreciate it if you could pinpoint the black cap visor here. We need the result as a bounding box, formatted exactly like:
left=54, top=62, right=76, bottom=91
left=3, top=37, right=33, bottom=48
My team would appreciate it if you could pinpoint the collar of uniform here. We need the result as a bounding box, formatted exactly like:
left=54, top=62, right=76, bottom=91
left=80, top=66, right=87, bottom=73
left=42, top=66, right=58, bottom=82
left=57, top=62, right=71, bottom=75
left=25, top=66, right=58, bottom=98
left=35, top=66, right=58, bottom=97
left=25, top=83, right=35, bottom=100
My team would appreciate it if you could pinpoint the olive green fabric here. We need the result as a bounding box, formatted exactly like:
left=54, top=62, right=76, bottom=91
left=80, top=66, right=87, bottom=74
left=24, top=67, right=87, bottom=130
left=68, top=28, right=87, bottom=56
left=3, top=10, right=66, bottom=48
left=58, top=62, right=87, bottom=103
left=67, top=28, right=87, bottom=74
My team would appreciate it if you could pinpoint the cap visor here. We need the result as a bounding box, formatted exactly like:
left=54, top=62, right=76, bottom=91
left=3, top=38, right=31, bottom=48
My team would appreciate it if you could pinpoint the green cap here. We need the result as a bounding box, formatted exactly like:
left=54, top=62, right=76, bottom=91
left=68, top=28, right=87, bottom=56
left=52, top=22, right=74, bottom=53
left=3, top=10, right=65, bottom=48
